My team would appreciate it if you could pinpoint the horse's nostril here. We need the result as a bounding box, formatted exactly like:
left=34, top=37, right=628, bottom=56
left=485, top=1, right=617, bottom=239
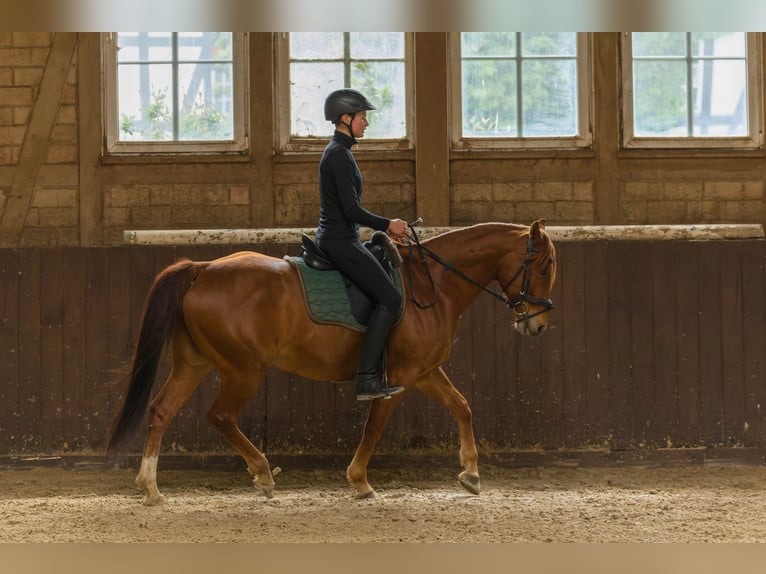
left=536, top=324, right=545, bottom=335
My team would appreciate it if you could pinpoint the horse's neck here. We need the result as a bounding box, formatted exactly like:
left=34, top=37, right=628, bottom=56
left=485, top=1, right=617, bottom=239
left=423, top=223, right=525, bottom=309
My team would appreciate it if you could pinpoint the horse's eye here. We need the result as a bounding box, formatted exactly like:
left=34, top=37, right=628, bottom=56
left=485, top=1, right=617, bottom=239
left=539, top=256, right=553, bottom=277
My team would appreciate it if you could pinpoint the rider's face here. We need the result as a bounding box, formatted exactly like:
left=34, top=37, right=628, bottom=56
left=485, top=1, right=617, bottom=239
left=349, top=111, right=368, bottom=138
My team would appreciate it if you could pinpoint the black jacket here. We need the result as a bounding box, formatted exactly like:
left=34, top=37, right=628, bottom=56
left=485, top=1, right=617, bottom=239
left=316, top=131, right=389, bottom=241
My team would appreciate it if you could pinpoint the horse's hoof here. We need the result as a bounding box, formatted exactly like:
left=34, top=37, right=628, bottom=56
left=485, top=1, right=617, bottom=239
left=458, top=472, right=481, bottom=495
left=252, top=471, right=276, bottom=496
left=142, top=494, right=166, bottom=506
left=354, top=488, right=375, bottom=500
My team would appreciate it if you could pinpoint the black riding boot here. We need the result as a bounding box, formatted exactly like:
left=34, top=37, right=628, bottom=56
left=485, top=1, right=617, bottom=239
left=356, top=305, right=404, bottom=400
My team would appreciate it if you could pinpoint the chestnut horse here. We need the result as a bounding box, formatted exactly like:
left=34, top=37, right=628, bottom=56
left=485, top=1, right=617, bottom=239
left=106, top=219, right=556, bottom=505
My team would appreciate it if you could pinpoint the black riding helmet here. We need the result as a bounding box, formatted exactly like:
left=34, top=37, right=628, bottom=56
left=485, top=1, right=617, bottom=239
left=324, top=89, right=376, bottom=124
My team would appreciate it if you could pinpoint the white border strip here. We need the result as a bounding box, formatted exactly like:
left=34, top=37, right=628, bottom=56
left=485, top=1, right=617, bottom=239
left=124, top=224, right=764, bottom=246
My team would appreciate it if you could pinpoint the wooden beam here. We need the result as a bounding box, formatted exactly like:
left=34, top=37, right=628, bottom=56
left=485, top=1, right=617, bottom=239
left=249, top=32, right=276, bottom=228
left=414, top=33, right=450, bottom=226
left=78, top=33, right=103, bottom=246
left=123, top=223, right=764, bottom=246
left=0, top=32, right=77, bottom=247
left=593, top=33, right=619, bottom=224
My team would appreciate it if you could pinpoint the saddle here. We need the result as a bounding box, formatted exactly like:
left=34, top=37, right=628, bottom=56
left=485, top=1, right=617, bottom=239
left=285, top=231, right=404, bottom=332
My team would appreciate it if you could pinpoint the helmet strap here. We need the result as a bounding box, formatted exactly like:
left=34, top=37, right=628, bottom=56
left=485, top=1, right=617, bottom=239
left=339, top=112, right=357, bottom=144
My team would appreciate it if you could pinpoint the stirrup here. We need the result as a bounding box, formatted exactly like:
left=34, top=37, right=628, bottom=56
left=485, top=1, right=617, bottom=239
left=356, top=385, right=404, bottom=401
left=356, top=372, right=404, bottom=401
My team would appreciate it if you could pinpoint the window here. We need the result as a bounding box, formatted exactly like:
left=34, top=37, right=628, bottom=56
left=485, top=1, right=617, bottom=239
left=276, top=32, right=413, bottom=152
left=451, top=32, right=593, bottom=150
left=102, top=32, right=249, bottom=154
left=621, top=32, right=762, bottom=149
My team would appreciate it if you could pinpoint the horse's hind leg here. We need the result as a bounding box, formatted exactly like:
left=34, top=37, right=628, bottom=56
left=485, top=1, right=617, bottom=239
left=207, top=367, right=275, bottom=497
left=416, top=367, right=480, bottom=495
left=136, top=357, right=212, bottom=505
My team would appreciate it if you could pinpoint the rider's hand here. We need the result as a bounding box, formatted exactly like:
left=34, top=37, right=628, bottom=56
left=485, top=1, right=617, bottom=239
left=386, top=218, right=408, bottom=240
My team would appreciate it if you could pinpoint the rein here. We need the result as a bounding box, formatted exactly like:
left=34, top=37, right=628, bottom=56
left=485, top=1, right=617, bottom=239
left=404, top=222, right=555, bottom=323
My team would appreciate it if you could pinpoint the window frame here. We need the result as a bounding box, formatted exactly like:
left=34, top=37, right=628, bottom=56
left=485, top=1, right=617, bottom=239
left=275, top=32, right=415, bottom=153
left=101, top=32, right=250, bottom=156
left=620, top=32, right=763, bottom=150
left=449, top=32, right=594, bottom=152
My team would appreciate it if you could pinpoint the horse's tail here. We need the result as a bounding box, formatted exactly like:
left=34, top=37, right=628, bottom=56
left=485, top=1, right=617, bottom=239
left=106, top=258, right=203, bottom=459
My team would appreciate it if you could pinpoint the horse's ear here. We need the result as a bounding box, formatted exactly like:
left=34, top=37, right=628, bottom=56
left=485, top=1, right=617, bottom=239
left=530, top=218, right=546, bottom=240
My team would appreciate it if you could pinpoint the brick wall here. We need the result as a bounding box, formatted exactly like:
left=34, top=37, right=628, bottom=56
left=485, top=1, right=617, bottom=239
left=0, top=32, right=80, bottom=247
left=0, top=32, right=52, bottom=198
left=619, top=181, right=764, bottom=224
left=451, top=181, right=595, bottom=226
left=102, top=184, right=252, bottom=244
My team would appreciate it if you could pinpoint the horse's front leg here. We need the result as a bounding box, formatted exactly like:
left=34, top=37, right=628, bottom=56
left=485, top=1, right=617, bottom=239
left=347, top=385, right=409, bottom=499
left=416, top=367, right=480, bottom=495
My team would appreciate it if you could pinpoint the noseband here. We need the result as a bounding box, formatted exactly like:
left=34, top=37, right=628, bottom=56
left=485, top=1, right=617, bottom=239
left=405, top=224, right=555, bottom=323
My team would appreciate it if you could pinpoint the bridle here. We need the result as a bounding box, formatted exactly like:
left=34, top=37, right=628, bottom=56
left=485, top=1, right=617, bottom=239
left=500, top=235, right=556, bottom=321
left=404, top=222, right=555, bottom=323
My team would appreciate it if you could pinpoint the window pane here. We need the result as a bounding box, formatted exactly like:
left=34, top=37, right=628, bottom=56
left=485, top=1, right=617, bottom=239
left=691, top=32, right=745, bottom=58
left=177, top=32, right=232, bottom=61
left=692, top=59, right=747, bottom=136
left=462, top=59, right=517, bottom=137
left=290, top=32, right=343, bottom=59
left=288, top=33, right=407, bottom=140
left=116, top=32, right=235, bottom=143
left=290, top=62, right=344, bottom=137
left=178, top=63, right=234, bottom=140
left=118, top=63, right=173, bottom=141
left=522, top=33, right=576, bottom=56
left=522, top=60, right=577, bottom=136
left=632, top=32, right=686, bottom=57
left=633, top=60, right=687, bottom=136
left=118, top=32, right=173, bottom=62
left=350, top=32, right=403, bottom=59
left=631, top=32, right=749, bottom=138
left=461, top=32, right=515, bottom=57
left=351, top=61, right=405, bottom=138
left=460, top=32, right=579, bottom=139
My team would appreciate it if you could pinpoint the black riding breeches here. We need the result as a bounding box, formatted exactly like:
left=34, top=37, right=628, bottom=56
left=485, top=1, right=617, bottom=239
left=316, top=236, right=402, bottom=315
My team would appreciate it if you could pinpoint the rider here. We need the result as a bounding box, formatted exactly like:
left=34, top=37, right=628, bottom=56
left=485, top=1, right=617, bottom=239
left=315, top=88, right=408, bottom=401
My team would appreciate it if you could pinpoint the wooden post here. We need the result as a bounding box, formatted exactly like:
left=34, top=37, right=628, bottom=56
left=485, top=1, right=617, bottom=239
left=414, top=33, right=450, bottom=226
left=78, top=33, right=103, bottom=246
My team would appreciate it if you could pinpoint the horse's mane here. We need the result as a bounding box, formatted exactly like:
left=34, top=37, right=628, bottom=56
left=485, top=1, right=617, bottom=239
left=421, top=222, right=532, bottom=246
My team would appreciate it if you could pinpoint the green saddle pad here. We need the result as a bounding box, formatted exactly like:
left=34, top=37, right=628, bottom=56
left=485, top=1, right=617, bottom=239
left=285, top=256, right=404, bottom=333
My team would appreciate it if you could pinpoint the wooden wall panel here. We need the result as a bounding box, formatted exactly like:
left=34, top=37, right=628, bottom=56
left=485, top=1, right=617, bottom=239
left=561, top=243, right=588, bottom=446
left=40, top=249, right=65, bottom=450
left=2, top=240, right=766, bottom=457
left=674, top=242, right=702, bottom=446
left=0, top=251, right=19, bottom=451
left=83, top=249, right=110, bottom=451
left=741, top=242, right=766, bottom=445
left=584, top=242, right=611, bottom=445
left=16, top=250, right=42, bottom=451
left=605, top=242, right=634, bottom=449
left=62, top=249, right=86, bottom=450
left=720, top=242, right=747, bottom=445
left=698, top=243, right=724, bottom=445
